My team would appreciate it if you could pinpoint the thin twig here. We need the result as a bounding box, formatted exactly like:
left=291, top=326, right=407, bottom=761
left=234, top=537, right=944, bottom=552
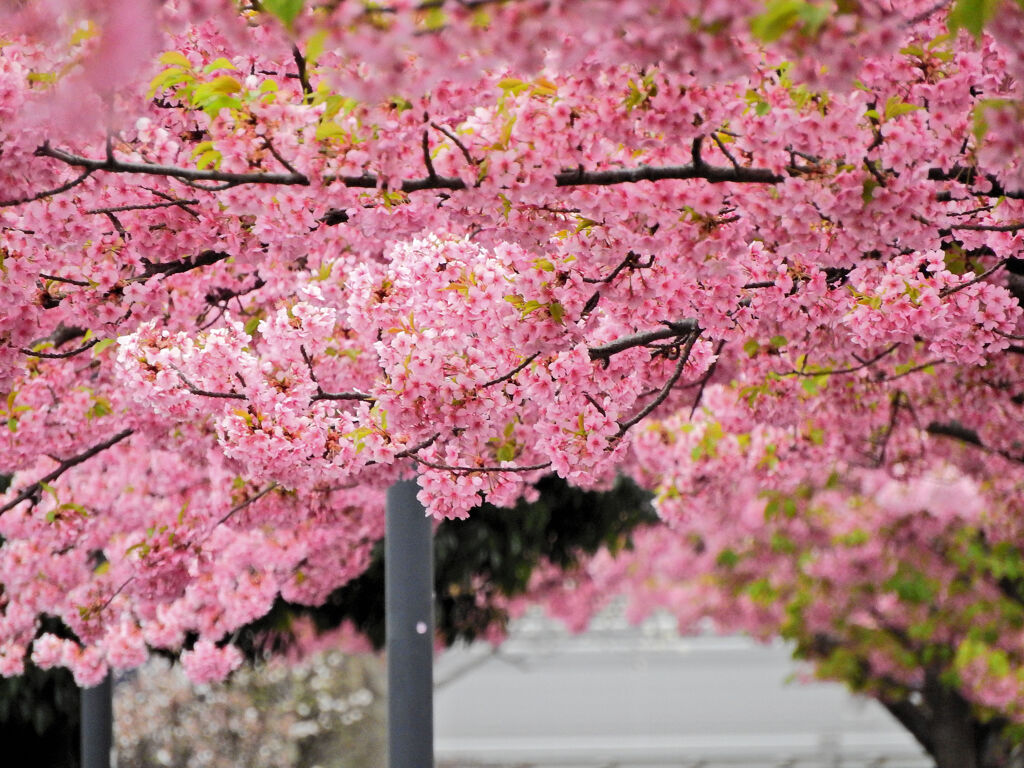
left=40, top=273, right=91, bottom=287
left=617, top=330, right=701, bottom=434
left=262, top=136, right=303, bottom=177
left=785, top=343, right=900, bottom=378
left=173, top=368, right=247, bottom=400
left=394, top=433, right=441, bottom=459
left=85, top=198, right=201, bottom=214
left=20, top=338, right=101, bottom=359
left=216, top=483, right=278, bottom=527
left=939, top=258, right=1008, bottom=297
left=581, top=251, right=652, bottom=285
left=689, top=340, right=726, bottom=418
left=416, top=458, right=552, bottom=473
left=0, top=429, right=134, bottom=514
left=479, top=352, right=539, bottom=388
left=0, top=169, right=93, bottom=207
left=711, top=132, right=741, bottom=169
left=430, top=121, right=478, bottom=166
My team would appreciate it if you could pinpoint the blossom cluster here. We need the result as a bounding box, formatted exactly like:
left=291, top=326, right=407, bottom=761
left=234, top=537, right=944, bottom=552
left=1, top=1, right=1024, bottom=697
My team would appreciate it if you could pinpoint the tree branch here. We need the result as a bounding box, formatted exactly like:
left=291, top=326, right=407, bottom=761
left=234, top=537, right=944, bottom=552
left=415, top=457, right=552, bottom=473
left=0, top=169, right=93, bottom=208
left=84, top=198, right=200, bottom=215
left=291, top=44, right=313, bottom=98
left=20, top=338, right=101, bottom=359
left=616, top=330, right=701, bottom=434
left=588, top=320, right=699, bottom=362
left=479, top=352, right=539, bottom=389
left=35, top=143, right=309, bottom=186
left=0, top=429, right=134, bottom=514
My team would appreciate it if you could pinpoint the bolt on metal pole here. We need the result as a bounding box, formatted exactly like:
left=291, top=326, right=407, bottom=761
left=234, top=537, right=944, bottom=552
left=386, top=479, right=434, bottom=768
left=81, top=673, right=112, bottom=768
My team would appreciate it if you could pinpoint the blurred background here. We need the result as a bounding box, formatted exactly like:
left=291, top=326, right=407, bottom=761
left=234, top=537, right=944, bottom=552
left=111, top=602, right=931, bottom=768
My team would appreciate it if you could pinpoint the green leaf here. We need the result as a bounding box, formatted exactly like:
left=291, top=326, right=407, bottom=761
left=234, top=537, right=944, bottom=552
left=548, top=301, right=566, bottom=324
left=305, top=30, right=327, bottom=65
left=883, top=95, right=922, bottom=121
left=495, top=443, right=516, bottom=462
left=422, top=6, right=447, bottom=30
left=243, top=316, right=262, bottom=337
left=716, top=549, right=741, bottom=568
left=158, top=51, right=192, bottom=69
left=194, top=149, right=223, bottom=170
left=750, top=0, right=805, bottom=41
left=948, top=0, right=998, bottom=38
left=262, top=0, right=304, bottom=28
left=801, top=373, right=829, bottom=395
left=203, top=57, right=237, bottom=74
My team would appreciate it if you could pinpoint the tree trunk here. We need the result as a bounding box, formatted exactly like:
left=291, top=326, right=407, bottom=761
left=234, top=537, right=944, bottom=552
left=925, top=671, right=978, bottom=768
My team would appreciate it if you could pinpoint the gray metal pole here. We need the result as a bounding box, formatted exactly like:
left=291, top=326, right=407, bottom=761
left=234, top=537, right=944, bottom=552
left=386, top=479, right=434, bottom=768
left=81, top=673, right=112, bottom=768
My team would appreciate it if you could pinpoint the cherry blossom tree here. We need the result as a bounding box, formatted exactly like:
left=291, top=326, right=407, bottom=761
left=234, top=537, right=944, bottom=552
left=3, top=1, right=1024, bottom=764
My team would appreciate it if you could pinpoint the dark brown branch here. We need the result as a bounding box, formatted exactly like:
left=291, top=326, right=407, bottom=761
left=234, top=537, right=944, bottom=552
left=938, top=258, right=1008, bottom=297
left=173, top=369, right=247, bottom=400
left=415, top=457, right=552, bottom=473
left=300, top=345, right=376, bottom=403
left=617, top=330, right=700, bottom=434
left=35, top=142, right=309, bottom=186
left=430, top=121, right=478, bottom=166
left=291, top=44, right=313, bottom=98
left=785, top=343, right=900, bottom=378
left=581, top=251, right=653, bottom=285
left=0, top=429, right=134, bottom=514
left=588, top=320, right=699, bottom=362
left=85, top=198, right=201, bottom=215
left=422, top=127, right=438, bottom=181
left=311, top=390, right=376, bottom=402
left=262, top=136, right=303, bottom=177
left=20, top=338, right=100, bottom=359
left=479, top=352, right=539, bottom=388
left=553, top=163, right=785, bottom=187
left=40, top=273, right=91, bottom=287
left=950, top=221, right=1024, bottom=232
left=689, top=339, right=725, bottom=418
left=0, top=169, right=93, bottom=208
left=929, top=166, right=1024, bottom=199
left=144, top=188, right=201, bottom=218
left=131, top=250, right=232, bottom=282
left=215, top=483, right=278, bottom=527
left=926, top=420, right=984, bottom=448
left=394, top=433, right=441, bottom=459
left=872, top=391, right=904, bottom=467
left=42, top=141, right=784, bottom=195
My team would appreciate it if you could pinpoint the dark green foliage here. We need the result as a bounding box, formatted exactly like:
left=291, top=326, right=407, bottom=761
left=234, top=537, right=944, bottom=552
left=240, top=474, right=657, bottom=652
left=0, top=661, right=80, bottom=768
